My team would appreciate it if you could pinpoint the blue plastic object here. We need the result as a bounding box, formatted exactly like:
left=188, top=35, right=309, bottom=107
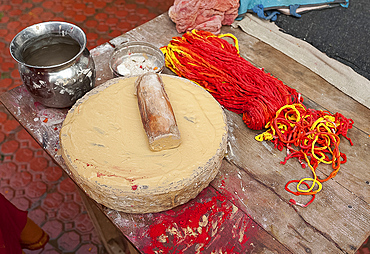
left=238, top=0, right=349, bottom=20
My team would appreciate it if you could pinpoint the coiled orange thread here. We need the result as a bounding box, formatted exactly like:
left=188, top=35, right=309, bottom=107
left=256, top=104, right=353, bottom=207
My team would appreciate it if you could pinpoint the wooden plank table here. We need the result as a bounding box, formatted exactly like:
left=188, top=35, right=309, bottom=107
left=1, top=13, right=369, bottom=253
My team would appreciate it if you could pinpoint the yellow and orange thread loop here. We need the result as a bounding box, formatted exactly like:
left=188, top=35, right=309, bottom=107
left=161, top=30, right=353, bottom=207
left=256, top=104, right=353, bottom=207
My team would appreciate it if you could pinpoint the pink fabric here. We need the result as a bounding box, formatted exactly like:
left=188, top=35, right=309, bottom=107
left=0, top=194, right=28, bottom=254
left=169, top=0, right=240, bottom=34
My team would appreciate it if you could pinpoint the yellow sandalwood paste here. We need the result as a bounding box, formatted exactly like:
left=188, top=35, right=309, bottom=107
left=60, top=75, right=227, bottom=213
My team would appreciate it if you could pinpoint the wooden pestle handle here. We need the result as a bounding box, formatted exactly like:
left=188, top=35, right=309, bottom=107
left=135, top=73, right=181, bottom=151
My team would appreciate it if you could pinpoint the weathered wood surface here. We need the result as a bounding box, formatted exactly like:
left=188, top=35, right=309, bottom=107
left=1, top=12, right=369, bottom=253
left=217, top=111, right=369, bottom=254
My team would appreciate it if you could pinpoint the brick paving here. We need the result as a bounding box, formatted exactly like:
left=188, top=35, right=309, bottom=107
left=0, top=0, right=172, bottom=253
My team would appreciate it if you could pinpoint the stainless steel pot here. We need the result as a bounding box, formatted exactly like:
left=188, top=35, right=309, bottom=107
left=10, top=21, right=95, bottom=108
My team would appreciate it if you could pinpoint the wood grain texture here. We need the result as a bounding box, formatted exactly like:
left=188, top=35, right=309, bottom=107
left=222, top=109, right=369, bottom=253
left=1, top=12, right=369, bottom=253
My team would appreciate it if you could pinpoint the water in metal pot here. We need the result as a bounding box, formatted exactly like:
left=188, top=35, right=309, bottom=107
left=22, top=34, right=81, bottom=67
left=10, top=21, right=96, bottom=108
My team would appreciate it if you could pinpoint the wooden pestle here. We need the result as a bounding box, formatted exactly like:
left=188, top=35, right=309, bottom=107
left=135, top=73, right=181, bottom=151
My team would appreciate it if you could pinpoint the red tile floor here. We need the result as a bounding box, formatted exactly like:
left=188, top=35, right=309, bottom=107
left=0, top=0, right=369, bottom=253
left=0, top=0, right=173, bottom=253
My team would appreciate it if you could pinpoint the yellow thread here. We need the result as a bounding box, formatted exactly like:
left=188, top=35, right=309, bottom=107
left=296, top=153, right=323, bottom=193
left=218, top=33, right=239, bottom=54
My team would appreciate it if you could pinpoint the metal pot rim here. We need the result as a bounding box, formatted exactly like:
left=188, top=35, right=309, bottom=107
left=10, top=21, right=87, bottom=69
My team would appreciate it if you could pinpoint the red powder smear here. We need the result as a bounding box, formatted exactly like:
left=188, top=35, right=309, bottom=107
left=96, top=172, right=118, bottom=178
left=220, top=179, right=226, bottom=190
left=144, top=194, right=234, bottom=253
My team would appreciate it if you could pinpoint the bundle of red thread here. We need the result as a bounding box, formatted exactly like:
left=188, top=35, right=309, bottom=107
left=161, top=30, right=302, bottom=130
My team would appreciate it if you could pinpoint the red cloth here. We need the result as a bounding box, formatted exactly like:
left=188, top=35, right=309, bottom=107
left=168, top=0, right=240, bottom=34
left=0, top=194, right=28, bottom=254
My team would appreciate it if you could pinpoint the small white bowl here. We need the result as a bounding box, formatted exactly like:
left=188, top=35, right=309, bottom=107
left=109, top=41, right=165, bottom=78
